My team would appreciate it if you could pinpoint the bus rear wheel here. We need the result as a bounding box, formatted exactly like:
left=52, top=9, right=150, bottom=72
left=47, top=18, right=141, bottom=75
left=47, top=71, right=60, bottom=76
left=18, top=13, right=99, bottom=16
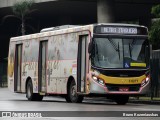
left=65, top=80, right=83, bottom=103
left=26, top=80, right=43, bottom=101
left=115, top=95, right=129, bottom=105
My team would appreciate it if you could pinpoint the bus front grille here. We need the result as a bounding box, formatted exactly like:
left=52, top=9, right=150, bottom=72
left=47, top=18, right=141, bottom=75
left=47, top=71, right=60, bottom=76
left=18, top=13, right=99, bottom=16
left=105, top=84, right=141, bottom=92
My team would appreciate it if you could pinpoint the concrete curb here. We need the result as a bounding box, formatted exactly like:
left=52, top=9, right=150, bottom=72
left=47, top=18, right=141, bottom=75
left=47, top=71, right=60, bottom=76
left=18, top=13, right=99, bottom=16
left=129, top=100, right=160, bottom=105
left=85, top=97, right=160, bottom=105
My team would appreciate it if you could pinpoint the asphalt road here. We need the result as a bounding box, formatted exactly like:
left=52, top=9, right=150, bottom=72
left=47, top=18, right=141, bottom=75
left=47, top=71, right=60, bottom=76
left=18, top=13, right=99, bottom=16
left=0, top=88, right=160, bottom=120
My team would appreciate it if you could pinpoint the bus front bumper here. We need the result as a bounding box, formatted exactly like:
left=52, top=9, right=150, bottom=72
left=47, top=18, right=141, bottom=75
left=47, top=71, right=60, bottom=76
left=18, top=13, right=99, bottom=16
left=89, top=79, right=150, bottom=95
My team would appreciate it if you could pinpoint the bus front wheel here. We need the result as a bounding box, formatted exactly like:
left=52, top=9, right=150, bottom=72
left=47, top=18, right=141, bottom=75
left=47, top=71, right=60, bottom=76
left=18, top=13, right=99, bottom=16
left=65, top=80, right=83, bottom=103
left=115, top=95, right=129, bottom=105
left=26, top=80, right=43, bottom=101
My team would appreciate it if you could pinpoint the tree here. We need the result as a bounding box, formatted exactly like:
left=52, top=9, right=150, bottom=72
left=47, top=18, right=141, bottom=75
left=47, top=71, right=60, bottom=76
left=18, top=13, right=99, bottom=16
left=1, top=0, right=34, bottom=35
left=149, top=4, right=160, bottom=49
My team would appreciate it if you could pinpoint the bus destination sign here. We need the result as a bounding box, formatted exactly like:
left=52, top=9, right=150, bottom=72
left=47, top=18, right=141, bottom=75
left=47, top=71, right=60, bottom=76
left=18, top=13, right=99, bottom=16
left=101, top=27, right=138, bottom=34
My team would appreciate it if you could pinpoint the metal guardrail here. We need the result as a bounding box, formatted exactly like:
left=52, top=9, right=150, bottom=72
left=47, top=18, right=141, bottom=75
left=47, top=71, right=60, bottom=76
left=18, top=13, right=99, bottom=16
left=0, top=62, right=7, bottom=87
left=150, top=59, right=160, bottom=97
left=150, top=50, right=160, bottom=97
left=0, top=79, right=7, bottom=87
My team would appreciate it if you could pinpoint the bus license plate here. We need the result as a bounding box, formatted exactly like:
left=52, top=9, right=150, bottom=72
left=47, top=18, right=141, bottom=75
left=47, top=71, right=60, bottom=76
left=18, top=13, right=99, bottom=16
left=119, top=87, right=129, bottom=92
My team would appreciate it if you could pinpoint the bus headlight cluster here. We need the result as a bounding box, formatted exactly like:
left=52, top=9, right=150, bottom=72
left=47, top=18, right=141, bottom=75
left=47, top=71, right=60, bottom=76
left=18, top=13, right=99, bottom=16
left=141, top=76, right=150, bottom=87
left=92, top=76, right=105, bottom=86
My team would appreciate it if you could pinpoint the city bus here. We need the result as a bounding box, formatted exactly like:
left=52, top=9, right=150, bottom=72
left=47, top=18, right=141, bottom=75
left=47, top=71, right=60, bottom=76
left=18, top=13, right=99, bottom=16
left=8, top=23, right=150, bottom=105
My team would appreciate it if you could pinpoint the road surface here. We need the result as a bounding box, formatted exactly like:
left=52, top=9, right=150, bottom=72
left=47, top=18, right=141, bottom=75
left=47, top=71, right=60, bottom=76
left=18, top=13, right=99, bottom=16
left=0, top=88, right=159, bottom=120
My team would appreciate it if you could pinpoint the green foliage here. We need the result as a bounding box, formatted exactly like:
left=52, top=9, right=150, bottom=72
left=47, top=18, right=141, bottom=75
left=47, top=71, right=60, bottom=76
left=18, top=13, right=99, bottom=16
left=1, top=0, right=35, bottom=35
left=151, top=4, right=160, bottom=17
left=12, top=0, right=34, bottom=18
left=149, top=20, right=160, bottom=48
left=149, top=4, right=160, bottom=49
left=12, top=0, right=34, bottom=35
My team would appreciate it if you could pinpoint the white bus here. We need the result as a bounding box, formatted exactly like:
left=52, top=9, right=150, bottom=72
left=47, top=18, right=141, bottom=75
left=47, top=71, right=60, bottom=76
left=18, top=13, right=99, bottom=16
left=8, top=23, right=150, bottom=104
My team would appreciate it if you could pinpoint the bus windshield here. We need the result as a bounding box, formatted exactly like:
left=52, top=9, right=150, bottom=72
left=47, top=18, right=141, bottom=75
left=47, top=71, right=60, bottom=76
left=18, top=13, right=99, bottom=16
left=91, top=37, right=149, bottom=69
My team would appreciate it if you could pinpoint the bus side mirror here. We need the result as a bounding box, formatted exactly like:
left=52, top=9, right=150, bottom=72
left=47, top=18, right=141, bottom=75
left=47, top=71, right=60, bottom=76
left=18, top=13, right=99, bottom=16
left=88, top=42, right=92, bottom=54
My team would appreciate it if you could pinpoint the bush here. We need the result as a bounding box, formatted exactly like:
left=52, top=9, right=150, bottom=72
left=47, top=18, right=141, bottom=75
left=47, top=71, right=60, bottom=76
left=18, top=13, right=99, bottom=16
left=149, top=4, right=160, bottom=49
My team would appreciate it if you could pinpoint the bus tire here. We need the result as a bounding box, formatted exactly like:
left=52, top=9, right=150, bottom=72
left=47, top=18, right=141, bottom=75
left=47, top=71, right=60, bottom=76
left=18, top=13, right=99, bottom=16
left=65, top=80, right=83, bottom=103
left=115, top=95, right=129, bottom=105
left=26, top=80, right=43, bottom=101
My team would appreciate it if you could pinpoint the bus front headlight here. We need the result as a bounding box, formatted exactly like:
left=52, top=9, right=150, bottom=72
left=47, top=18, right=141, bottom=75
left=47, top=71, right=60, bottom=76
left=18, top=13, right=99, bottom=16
left=141, top=76, right=150, bottom=87
left=98, top=79, right=105, bottom=86
left=92, top=76, right=105, bottom=86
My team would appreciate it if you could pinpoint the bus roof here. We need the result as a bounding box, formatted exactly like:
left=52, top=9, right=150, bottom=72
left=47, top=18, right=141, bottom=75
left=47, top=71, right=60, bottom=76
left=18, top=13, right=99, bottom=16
left=10, top=24, right=94, bottom=42
left=40, top=25, right=80, bottom=33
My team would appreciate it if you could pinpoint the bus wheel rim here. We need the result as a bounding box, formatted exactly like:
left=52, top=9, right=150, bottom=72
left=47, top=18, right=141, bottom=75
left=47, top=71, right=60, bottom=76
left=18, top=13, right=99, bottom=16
left=71, top=85, right=76, bottom=97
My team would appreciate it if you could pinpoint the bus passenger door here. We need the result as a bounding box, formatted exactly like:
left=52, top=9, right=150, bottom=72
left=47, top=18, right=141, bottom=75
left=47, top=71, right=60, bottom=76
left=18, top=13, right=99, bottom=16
left=14, top=44, right=22, bottom=92
left=39, top=41, right=48, bottom=93
left=77, top=35, right=88, bottom=93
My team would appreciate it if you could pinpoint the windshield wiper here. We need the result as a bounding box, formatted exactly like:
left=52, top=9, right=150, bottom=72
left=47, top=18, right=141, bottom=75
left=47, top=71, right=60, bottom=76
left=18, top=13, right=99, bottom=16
left=108, top=38, right=120, bottom=60
left=118, top=42, right=120, bottom=60
left=130, top=39, right=135, bottom=51
left=129, top=43, right=132, bottom=59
